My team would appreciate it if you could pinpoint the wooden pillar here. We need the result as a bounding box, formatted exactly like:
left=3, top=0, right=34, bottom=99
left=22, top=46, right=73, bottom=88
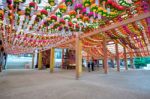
left=50, top=48, right=55, bottom=73
left=124, top=47, right=128, bottom=70
left=103, top=37, right=108, bottom=74
left=115, top=43, right=120, bottom=72
left=32, top=53, right=35, bottom=69
left=38, top=52, right=42, bottom=70
left=75, top=33, right=82, bottom=79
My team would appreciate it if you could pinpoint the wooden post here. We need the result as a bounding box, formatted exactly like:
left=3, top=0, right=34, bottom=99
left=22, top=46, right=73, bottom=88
left=75, top=33, right=82, bottom=79
left=32, top=53, right=35, bottom=69
left=38, top=52, right=42, bottom=70
left=115, top=43, right=120, bottom=72
left=124, top=47, right=128, bottom=70
left=50, top=48, right=55, bottom=73
left=103, top=37, right=108, bottom=74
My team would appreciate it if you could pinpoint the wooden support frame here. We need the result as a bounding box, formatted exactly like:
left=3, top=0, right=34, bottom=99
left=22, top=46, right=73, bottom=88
left=75, top=33, right=82, bottom=79
left=115, top=43, right=120, bottom=72
left=103, top=37, right=108, bottom=74
left=50, top=48, right=55, bottom=73
left=38, top=52, right=42, bottom=70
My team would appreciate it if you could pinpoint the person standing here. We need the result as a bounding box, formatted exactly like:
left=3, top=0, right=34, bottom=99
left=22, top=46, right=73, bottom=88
left=87, top=61, right=91, bottom=72
left=91, top=61, right=94, bottom=71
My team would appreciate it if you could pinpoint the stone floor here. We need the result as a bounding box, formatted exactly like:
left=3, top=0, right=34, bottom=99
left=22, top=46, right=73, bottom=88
left=0, top=69, right=150, bottom=99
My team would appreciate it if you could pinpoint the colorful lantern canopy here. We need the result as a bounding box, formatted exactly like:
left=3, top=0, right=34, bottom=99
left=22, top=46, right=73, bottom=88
left=69, top=10, right=76, bottom=18
left=59, top=4, right=67, bottom=13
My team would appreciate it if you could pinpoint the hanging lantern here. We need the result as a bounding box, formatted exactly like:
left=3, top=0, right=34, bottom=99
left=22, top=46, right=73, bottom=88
left=48, top=0, right=55, bottom=6
left=53, top=22, right=60, bottom=29
left=74, top=4, right=83, bottom=15
left=64, top=0, right=74, bottom=6
left=83, top=0, right=93, bottom=7
left=56, top=11, right=62, bottom=18
left=91, top=4, right=98, bottom=12
left=59, top=18, right=65, bottom=25
left=0, top=10, right=4, bottom=20
left=97, top=7, right=103, bottom=15
left=56, top=11, right=62, bottom=22
left=29, top=2, right=37, bottom=10
left=83, top=16, right=89, bottom=23
left=45, top=6, right=52, bottom=12
left=69, top=10, right=76, bottom=18
left=76, top=14, right=83, bottom=21
left=63, top=15, right=70, bottom=26
left=59, top=4, right=67, bottom=13
left=41, top=9, right=48, bottom=18
left=51, top=15, right=57, bottom=22
left=25, top=7, right=31, bottom=16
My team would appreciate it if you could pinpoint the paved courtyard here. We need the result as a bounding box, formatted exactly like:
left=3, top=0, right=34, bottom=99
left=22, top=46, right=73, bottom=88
left=0, top=69, right=150, bottom=99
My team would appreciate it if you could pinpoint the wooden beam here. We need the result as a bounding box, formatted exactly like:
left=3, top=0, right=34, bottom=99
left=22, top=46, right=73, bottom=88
left=80, top=12, right=150, bottom=39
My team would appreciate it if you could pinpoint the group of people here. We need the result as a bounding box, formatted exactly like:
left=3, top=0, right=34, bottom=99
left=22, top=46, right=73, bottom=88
left=87, top=61, right=95, bottom=72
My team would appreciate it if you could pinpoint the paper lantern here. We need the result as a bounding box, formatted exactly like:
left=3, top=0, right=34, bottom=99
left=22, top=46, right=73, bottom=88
left=48, top=0, right=55, bottom=6
left=69, top=10, right=76, bottom=18
left=59, top=4, right=67, bottom=13
left=91, top=4, right=98, bottom=12
left=64, top=0, right=74, bottom=6
left=41, top=9, right=48, bottom=17
left=29, top=2, right=37, bottom=9
left=25, top=7, right=31, bottom=16
left=59, top=18, right=65, bottom=25
left=0, top=10, right=4, bottom=20
left=83, top=16, right=89, bottom=23
left=51, top=15, right=57, bottom=22
left=74, top=3, right=83, bottom=14
left=77, top=14, right=83, bottom=21
left=83, top=0, right=93, bottom=7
